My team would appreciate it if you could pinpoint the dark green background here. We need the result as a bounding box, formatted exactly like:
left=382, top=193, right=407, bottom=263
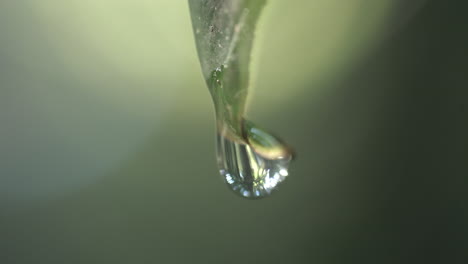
left=1, top=1, right=467, bottom=263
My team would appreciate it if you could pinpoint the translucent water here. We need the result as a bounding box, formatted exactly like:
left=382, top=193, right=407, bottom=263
left=217, top=134, right=292, bottom=199
left=189, top=1, right=292, bottom=198
left=208, top=64, right=293, bottom=199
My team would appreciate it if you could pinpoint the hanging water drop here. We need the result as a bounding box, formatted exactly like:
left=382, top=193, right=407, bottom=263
left=217, top=122, right=292, bottom=199
left=188, top=0, right=293, bottom=198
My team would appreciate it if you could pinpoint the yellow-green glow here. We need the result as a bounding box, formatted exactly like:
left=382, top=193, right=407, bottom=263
left=28, top=0, right=396, bottom=114
left=251, top=0, right=395, bottom=109
left=0, top=0, right=402, bottom=199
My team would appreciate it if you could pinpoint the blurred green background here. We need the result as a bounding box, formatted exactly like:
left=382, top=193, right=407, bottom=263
left=1, top=0, right=467, bottom=263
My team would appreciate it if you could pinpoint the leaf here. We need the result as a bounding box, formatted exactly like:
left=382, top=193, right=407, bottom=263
left=188, top=0, right=266, bottom=139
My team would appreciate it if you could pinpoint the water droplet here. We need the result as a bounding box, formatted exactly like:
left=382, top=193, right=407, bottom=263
left=189, top=1, right=291, bottom=198
left=216, top=122, right=293, bottom=199
left=205, top=66, right=294, bottom=199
